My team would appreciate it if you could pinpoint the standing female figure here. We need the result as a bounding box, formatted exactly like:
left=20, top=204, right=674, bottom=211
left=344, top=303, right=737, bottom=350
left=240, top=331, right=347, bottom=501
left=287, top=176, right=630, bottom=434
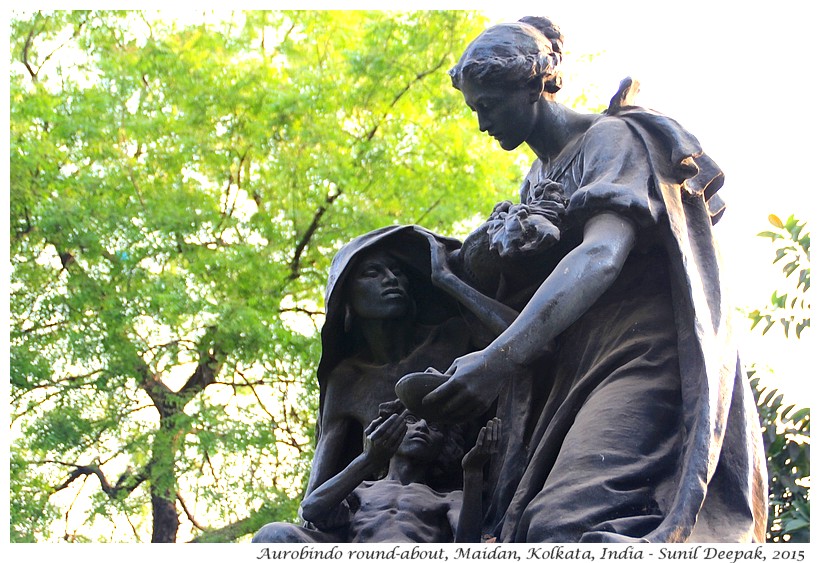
left=423, top=17, right=767, bottom=542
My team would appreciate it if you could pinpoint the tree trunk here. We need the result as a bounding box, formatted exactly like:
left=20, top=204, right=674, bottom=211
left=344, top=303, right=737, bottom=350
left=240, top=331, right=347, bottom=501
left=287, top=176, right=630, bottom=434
left=149, top=416, right=182, bottom=542
left=151, top=488, right=179, bottom=543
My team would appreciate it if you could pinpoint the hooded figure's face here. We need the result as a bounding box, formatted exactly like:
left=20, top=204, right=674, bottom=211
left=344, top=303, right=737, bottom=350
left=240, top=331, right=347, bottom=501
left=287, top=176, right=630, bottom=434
left=347, top=250, right=411, bottom=321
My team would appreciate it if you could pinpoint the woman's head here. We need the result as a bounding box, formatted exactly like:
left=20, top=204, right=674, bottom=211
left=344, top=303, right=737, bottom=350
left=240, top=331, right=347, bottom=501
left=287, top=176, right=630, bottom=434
left=450, top=17, right=564, bottom=152
left=449, top=16, right=564, bottom=95
left=345, top=248, right=413, bottom=324
left=317, top=226, right=462, bottom=397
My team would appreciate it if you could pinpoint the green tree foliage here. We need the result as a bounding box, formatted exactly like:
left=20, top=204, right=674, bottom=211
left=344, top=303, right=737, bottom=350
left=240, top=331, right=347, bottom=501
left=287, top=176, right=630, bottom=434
left=747, top=214, right=810, bottom=542
left=9, top=10, right=523, bottom=542
left=750, top=215, right=810, bottom=338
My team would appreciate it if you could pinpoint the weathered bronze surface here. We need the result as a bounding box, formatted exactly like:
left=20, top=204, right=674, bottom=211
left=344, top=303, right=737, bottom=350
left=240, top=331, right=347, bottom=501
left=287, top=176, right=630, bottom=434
left=254, top=16, right=768, bottom=544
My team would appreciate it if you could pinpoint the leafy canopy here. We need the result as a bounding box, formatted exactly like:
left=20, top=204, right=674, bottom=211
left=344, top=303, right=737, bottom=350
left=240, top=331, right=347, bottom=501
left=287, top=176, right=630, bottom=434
left=747, top=214, right=811, bottom=543
left=9, top=10, right=523, bottom=542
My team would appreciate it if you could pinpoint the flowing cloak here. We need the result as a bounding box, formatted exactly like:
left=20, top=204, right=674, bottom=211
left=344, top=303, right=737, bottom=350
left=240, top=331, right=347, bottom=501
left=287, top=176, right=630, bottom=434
left=309, top=225, right=468, bottom=490
left=487, top=88, right=768, bottom=542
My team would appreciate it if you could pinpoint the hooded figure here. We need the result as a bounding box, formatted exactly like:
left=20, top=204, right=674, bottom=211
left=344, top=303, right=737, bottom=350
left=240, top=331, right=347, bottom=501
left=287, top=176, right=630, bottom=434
left=304, top=225, right=482, bottom=497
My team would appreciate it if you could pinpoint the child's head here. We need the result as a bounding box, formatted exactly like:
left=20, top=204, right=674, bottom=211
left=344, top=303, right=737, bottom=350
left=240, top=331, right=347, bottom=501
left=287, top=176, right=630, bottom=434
left=395, top=413, right=448, bottom=462
left=486, top=178, right=567, bottom=259
left=406, top=412, right=468, bottom=490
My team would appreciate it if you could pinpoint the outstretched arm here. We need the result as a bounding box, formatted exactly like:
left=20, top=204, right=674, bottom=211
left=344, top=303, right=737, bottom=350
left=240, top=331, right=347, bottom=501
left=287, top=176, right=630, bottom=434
left=455, top=418, right=501, bottom=543
left=304, top=418, right=352, bottom=497
left=424, top=212, right=637, bottom=420
left=300, top=413, right=407, bottom=526
left=424, top=232, right=518, bottom=337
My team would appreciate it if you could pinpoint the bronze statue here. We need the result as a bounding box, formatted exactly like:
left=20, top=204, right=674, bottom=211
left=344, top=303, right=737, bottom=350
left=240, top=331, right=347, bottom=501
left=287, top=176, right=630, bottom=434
left=255, top=15, right=769, bottom=544
left=253, top=411, right=501, bottom=543
left=305, top=226, right=513, bottom=497
left=410, top=16, right=768, bottom=543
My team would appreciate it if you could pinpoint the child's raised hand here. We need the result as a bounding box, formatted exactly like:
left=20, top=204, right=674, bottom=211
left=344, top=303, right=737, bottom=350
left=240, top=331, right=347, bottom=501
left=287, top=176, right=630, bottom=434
left=364, top=412, right=408, bottom=465
left=462, top=417, right=501, bottom=471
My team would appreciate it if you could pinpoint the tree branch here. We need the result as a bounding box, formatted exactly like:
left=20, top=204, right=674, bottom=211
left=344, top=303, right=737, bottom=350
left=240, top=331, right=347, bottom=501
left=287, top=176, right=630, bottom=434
left=177, top=350, right=220, bottom=404
left=20, top=12, right=88, bottom=84
left=14, top=205, right=36, bottom=241
left=131, top=330, right=222, bottom=419
left=414, top=195, right=444, bottom=225
left=21, top=17, right=40, bottom=83
left=288, top=190, right=342, bottom=281
left=177, top=492, right=207, bottom=531
left=50, top=461, right=147, bottom=500
left=364, top=54, right=449, bottom=142
left=12, top=368, right=103, bottom=396
left=279, top=306, right=324, bottom=317
left=189, top=515, right=258, bottom=543
left=283, top=50, right=448, bottom=283
left=188, top=506, right=291, bottom=543
left=135, top=357, right=175, bottom=419
left=19, top=318, right=69, bottom=335
left=217, top=149, right=249, bottom=232
left=236, top=369, right=276, bottom=422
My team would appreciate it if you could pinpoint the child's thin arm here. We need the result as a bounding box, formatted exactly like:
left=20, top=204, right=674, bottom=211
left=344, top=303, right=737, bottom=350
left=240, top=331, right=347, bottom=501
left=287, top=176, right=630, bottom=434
left=301, top=413, right=406, bottom=524
left=455, top=418, right=501, bottom=542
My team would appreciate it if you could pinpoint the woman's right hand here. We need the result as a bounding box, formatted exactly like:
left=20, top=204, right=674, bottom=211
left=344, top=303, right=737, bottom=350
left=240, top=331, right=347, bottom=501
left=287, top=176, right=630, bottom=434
left=422, top=348, right=511, bottom=422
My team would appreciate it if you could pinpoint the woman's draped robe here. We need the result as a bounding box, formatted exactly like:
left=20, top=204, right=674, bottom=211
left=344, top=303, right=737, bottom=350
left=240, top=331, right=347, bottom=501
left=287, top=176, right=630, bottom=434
left=482, top=104, right=767, bottom=543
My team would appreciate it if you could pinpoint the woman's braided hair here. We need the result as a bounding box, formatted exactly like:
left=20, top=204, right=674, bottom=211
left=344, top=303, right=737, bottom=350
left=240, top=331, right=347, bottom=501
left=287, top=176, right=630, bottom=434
left=449, top=16, right=564, bottom=95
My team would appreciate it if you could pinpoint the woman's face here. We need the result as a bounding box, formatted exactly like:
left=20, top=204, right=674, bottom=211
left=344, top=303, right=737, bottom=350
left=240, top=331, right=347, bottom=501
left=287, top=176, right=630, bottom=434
left=459, top=76, right=539, bottom=151
left=348, top=251, right=411, bottom=321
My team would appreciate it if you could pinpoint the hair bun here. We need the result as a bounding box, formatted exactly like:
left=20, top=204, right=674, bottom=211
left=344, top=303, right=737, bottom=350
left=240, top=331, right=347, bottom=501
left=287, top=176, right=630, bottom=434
left=518, top=16, right=563, bottom=56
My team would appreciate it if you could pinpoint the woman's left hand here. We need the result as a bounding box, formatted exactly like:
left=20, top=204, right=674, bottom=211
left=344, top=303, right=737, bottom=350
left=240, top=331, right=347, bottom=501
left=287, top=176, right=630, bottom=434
left=421, top=349, right=510, bottom=422
left=422, top=231, right=456, bottom=288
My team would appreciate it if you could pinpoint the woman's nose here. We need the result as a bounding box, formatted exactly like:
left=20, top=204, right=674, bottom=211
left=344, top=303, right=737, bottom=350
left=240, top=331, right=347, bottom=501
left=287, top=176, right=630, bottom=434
left=477, top=112, right=491, bottom=133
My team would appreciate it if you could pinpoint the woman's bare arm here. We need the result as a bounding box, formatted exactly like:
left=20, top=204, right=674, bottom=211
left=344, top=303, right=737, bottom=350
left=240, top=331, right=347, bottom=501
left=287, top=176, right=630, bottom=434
left=424, top=232, right=518, bottom=337
left=423, top=212, right=637, bottom=420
